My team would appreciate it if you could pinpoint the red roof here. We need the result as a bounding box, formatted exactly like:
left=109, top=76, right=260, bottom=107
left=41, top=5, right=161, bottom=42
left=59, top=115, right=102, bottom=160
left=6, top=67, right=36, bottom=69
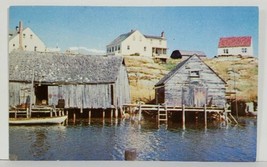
left=218, top=36, right=252, bottom=48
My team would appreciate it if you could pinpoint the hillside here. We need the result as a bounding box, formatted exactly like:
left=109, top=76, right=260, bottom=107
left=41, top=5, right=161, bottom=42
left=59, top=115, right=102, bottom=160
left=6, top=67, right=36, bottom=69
left=124, top=55, right=258, bottom=103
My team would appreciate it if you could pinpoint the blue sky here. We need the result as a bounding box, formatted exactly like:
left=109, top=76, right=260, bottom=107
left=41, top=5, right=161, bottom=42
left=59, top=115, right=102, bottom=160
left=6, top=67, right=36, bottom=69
left=9, top=6, right=258, bottom=57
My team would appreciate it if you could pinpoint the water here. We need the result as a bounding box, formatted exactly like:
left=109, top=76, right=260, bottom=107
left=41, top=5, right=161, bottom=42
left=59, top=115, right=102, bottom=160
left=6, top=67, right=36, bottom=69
left=9, top=117, right=257, bottom=161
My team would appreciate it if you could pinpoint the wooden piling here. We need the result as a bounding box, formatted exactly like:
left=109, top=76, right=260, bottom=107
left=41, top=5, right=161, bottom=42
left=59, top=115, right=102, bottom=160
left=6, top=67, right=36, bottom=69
left=111, top=109, right=113, bottom=119
left=125, top=148, right=137, bottom=161
left=138, top=102, right=142, bottom=121
left=204, top=104, right=207, bottom=128
left=182, top=104, right=185, bottom=130
left=115, top=108, right=118, bottom=118
left=88, top=110, right=91, bottom=124
left=103, top=109, right=105, bottom=119
left=73, top=112, right=76, bottom=124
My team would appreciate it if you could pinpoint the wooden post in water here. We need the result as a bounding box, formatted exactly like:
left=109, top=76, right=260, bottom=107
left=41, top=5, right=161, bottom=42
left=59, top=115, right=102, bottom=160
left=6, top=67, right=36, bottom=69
left=88, top=110, right=91, bottom=124
left=182, top=104, right=185, bottom=130
left=138, top=101, right=142, bottom=122
left=66, top=110, right=68, bottom=125
left=204, top=104, right=207, bottom=129
left=111, top=109, right=113, bottom=119
left=103, top=109, right=105, bottom=119
left=115, top=108, right=118, bottom=118
left=73, top=112, right=76, bottom=124
left=125, top=148, right=137, bottom=161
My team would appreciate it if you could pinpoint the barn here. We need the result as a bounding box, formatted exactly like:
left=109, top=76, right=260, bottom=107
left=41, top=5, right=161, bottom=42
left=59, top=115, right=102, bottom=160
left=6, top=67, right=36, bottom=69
left=9, top=51, right=130, bottom=113
left=155, top=55, right=226, bottom=108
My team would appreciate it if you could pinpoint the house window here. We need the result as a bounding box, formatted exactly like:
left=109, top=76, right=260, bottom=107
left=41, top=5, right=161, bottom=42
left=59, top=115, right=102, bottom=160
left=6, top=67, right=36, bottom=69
left=13, top=44, right=15, bottom=47
left=144, top=47, right=146, bottom=51
left=189, top=71, right=200, bottom=78
left=242, top=48, right=247, bottom=53
left=24, top=45, right=27, bottom=48
left=115, top=46, right=117, bottom=51
left=34, top=46, right=37, bottom=51
left=118, top=45, right=120, bottom=51
left=223, top=49, right=229, bottom=54
left=127, top=45, right=130, bottom=50
left=23, top=34, right=26, bottom=38
left=30, top=34, right=33, bottom=39
left=112, top=47, right=114, bottom=52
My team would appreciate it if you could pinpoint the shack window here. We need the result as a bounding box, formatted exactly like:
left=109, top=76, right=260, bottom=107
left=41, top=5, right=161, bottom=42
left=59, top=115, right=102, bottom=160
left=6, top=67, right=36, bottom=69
left=190, top=71, right=200, bottom=78
left=127, top=45, right=130, bottom=50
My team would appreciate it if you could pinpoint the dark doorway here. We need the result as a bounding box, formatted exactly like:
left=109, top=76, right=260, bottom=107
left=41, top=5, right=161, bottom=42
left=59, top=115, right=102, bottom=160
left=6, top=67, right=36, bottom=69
left=35, top=85, right=48, bottom=105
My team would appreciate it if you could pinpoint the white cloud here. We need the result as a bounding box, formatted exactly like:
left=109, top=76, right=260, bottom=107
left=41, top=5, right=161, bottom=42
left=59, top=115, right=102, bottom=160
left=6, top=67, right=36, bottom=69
left=68, top=47, right=105, bottom=55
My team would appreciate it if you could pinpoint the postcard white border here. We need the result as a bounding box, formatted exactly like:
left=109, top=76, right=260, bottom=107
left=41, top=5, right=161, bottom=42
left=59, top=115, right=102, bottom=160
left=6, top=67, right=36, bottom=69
left=1, top=0, right=267, bottom=166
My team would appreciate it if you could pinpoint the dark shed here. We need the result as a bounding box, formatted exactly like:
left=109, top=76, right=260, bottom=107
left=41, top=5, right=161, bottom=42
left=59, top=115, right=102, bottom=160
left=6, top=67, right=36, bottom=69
left=171, top=50, right=206, bottom=59
left=9, top=51, right=130, bottom=109
left=155, top=55, right=226, bottom=107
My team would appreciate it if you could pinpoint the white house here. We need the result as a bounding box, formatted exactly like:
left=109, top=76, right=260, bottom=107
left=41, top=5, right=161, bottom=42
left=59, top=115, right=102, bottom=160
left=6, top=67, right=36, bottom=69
left=9, top=21, right=47, bottom=53
left=217, top=36, right=253, bottom=56
left=106, top=30, right=167, bottom=59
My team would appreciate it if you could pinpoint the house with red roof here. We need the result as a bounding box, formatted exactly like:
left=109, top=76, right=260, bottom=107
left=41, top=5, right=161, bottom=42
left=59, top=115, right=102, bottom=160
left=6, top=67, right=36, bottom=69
left=217, top=36, right=253, bottom=56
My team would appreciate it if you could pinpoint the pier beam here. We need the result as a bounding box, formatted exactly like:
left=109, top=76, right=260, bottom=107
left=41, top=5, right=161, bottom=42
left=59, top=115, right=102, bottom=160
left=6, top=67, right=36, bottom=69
left=182, top=104, right=185, bottom=130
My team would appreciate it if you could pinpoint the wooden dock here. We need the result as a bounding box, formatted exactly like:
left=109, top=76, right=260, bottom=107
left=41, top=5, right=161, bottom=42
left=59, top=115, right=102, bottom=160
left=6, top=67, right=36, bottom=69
left=123, top=103, right=238, bottom=129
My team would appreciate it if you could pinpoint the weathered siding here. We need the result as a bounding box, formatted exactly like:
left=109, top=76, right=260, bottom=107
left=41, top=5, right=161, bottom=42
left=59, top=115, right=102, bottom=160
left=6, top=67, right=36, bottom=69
left=47, top=84, right=112, bottom=109
left=114, top=65, right=131, bottom=107
left=156, top=55, right=226, bottom=108
left=9, top=82, right=33, bottom=106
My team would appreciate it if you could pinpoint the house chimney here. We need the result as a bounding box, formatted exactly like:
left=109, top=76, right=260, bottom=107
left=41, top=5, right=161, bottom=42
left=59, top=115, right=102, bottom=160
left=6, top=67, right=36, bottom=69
left=19, top=21, right=23, bottom=50
left=161, top=31, right=165, bottom=38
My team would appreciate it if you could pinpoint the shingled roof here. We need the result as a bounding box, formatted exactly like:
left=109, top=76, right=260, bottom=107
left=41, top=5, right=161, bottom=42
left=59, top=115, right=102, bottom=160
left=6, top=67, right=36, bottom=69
left=9, top=51, right=123, bottom=84
left=218, top=36, right=252, bottom=48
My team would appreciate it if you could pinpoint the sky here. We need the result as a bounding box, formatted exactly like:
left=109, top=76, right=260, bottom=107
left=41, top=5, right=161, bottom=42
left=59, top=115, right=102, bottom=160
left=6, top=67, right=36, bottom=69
left=9, top=6, right=258, bottom=57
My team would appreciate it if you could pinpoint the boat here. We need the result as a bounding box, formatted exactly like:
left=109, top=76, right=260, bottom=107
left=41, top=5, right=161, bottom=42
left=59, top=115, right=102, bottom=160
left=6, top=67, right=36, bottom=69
left=9, top=115, right=68, bottom=125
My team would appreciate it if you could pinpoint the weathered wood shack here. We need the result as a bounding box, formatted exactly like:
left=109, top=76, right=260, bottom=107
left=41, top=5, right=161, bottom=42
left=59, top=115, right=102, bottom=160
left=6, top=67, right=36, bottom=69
left=9, top=51, right=130, bottom=110
left=155, top=55, right=226, bottom=108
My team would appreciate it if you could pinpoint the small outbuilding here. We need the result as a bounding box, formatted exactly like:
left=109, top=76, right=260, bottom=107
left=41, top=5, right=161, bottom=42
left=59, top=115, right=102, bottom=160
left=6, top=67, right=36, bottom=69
left=9, top=51, right=130, bottom=110
left=155, top=55, right=226, bottom=108
left=170, top=50, right=206, bottom=59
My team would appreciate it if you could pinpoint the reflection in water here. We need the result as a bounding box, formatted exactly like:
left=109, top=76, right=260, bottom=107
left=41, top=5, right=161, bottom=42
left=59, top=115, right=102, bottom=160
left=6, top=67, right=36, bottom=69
left=9, top=117, right=256, bottom=161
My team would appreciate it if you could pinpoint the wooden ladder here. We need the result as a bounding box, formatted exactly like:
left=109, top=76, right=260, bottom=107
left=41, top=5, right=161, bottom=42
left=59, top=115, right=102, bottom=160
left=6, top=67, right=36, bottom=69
left=158, top=105, right=168, bottom=122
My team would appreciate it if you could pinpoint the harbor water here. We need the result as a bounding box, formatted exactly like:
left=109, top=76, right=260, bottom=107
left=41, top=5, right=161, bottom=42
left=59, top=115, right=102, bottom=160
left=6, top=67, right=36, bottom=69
left=9, top=117, right=257, bottom=161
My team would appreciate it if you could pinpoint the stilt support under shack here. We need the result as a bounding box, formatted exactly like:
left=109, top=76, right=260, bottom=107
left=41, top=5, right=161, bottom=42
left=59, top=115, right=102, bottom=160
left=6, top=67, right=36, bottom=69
left=111, top=109, right=113, bottom=119
left=138, top=102, right=142, bottom=122
left=88, top=110, right=91, bottom=124
left=73, top=112, right=76, bottom=124
left=115, top=108, right=118, bottom=118
left=182, top=105, right=185, bottom=130
left=103, top=109, right=105, bottom=119
left=204, top=104, right=207, bottom=129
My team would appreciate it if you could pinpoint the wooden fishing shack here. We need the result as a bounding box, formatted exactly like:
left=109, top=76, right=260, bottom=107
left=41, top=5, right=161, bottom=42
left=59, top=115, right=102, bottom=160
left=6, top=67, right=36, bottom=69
left=155, top=55, right=226, bottom=107
left=9, top=51, right=130, bottom=120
